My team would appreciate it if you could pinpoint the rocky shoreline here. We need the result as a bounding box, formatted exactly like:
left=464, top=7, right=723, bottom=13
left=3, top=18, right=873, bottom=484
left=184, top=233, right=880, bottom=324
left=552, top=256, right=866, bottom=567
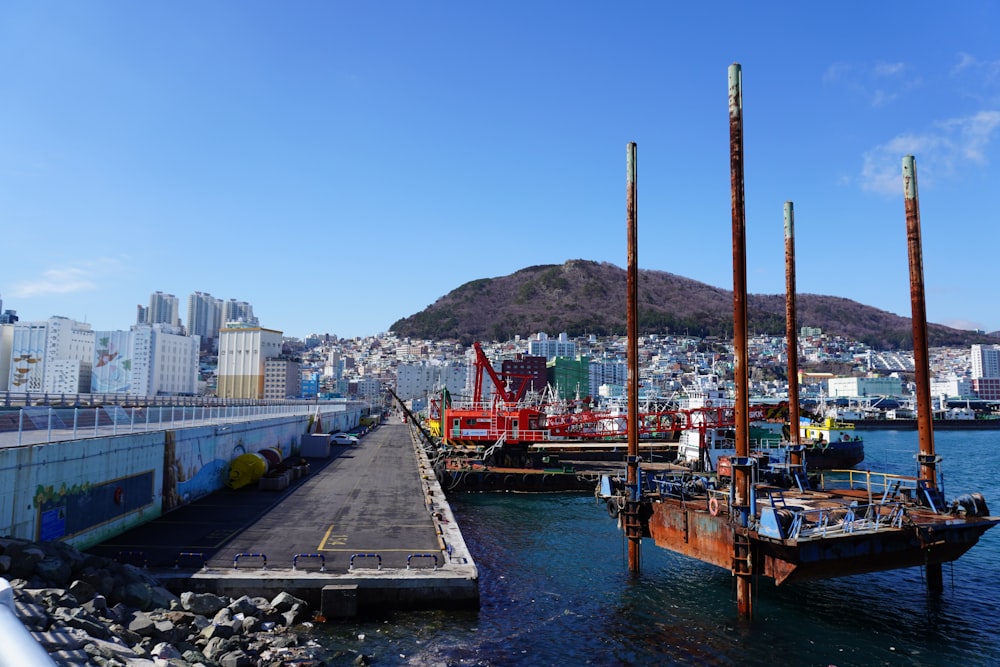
left=1, top=536, right=345, bottom=666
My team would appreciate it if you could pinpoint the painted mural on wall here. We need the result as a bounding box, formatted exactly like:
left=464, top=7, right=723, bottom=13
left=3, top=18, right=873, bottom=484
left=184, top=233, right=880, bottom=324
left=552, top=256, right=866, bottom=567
left=10, top=350, right=43, bottom=391
left=35, top=472, right=155, bottom=542
left=161, top=421, right=304, bottom=511
left=92, top=332, right=133, bottom=393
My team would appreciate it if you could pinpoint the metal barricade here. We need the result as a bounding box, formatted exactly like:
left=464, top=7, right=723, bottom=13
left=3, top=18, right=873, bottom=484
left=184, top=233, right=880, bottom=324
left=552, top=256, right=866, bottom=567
left=292, top=553, right=326, bottom=572
left=233, top=552, right=268, bottom=570
left=349, top=553, right=382, bottom=570
left=406, top=553, right=439, bottom=570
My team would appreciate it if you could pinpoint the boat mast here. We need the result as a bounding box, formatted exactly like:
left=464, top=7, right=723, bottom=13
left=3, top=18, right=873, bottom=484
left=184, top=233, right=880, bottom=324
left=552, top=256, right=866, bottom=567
left=902, top=154, right=943, bottom=592
left=728, top=63, right=753, bottom=617
left=626, top=141, right=641, bottom=573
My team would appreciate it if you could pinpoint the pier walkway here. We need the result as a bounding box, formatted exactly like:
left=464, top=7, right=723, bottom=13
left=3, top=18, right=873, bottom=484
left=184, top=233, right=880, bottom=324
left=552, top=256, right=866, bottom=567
left=86, top=422, right=478, bottom=616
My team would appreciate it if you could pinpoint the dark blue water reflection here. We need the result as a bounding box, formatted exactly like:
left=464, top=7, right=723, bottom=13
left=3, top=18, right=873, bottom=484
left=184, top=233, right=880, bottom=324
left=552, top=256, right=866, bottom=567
left=313, top=430, right=1000, bottom=666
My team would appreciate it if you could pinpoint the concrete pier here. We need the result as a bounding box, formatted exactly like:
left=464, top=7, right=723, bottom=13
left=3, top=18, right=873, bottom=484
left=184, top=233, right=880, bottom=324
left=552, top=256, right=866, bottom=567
left=87, top=422, right=479, bottom=617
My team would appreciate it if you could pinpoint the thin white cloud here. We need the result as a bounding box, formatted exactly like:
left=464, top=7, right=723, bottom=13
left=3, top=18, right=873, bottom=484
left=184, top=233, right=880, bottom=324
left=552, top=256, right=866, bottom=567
left=10, top=258, right=126, bottom=298
left=859, top=111, right=1000, bottom=195
left=951, top=52, right=979, bottom=76
left=873, top=61, right=905, bottom=78
left=824, top=60, right=919, bottom=108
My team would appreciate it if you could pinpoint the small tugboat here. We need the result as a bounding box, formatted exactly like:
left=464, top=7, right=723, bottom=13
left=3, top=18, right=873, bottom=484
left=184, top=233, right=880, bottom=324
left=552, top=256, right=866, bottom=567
left=797, top=415, right=865, bottom=469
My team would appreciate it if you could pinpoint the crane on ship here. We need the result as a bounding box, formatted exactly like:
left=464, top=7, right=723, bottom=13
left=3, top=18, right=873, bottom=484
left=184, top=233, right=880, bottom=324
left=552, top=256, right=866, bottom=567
left=440, top=341, right=787, bottom=451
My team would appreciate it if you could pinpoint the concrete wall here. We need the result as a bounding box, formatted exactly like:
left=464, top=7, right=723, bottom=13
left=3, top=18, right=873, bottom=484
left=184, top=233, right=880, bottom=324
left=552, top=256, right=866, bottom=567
left=0, top=406, right=363, bottom=551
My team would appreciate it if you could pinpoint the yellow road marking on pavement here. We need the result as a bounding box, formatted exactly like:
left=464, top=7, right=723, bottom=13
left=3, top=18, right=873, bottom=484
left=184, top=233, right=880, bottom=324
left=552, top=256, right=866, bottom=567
left=317, top=524, right=348, bottom=550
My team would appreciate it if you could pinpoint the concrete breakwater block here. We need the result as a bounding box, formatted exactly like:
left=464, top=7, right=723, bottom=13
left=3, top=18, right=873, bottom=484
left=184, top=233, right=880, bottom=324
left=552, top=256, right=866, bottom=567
left=321, top=584, right=358, bottom=618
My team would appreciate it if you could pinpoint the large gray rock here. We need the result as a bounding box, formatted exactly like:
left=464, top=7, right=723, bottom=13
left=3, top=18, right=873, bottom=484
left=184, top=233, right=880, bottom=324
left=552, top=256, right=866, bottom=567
left=151, top=641, right=183, bottom=661
left=227, top=594, right=260, bottom=617
left=6, top=545, right=45, bottom=579
left=119, top=580, right=153, bottom=609
left=270, top=591, right=306, bottom=613
left=219, top=648, right=254, bottom=667
left=127, top=610, right=156, bottom=637
left=203, top=636, right=237, bottom=661
left=51, top=605, right=111, bottom=639
left=35, top=556, right=73, bottom=586
left=181, top=591, right=227, bottom=616
left=67, top=578, right=97, bottom=601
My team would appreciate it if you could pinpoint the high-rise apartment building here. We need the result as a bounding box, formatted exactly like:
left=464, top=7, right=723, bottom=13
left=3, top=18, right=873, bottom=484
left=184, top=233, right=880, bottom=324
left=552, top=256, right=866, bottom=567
left=92, top=324, right=199, bottom=396
left=145, top=292, right=181, bottom=328
left=7, top=317, right=95, bottom=393
left=971, top=344, right=1000, bottom=379
left=528, top=332, right=576, bottom=360
left=222, top=299, right=256, bottom=327
left=187, top=292, right=223, bottom=352
left=971, top=344, right=1000, bottom=400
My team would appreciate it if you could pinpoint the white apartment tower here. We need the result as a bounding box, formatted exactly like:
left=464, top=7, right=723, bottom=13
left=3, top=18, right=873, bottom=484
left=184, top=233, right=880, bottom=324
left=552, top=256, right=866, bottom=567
left=8, top=317, right=95, bottom=393
left=528, top=332, right=576, bottom=361
left=92, top=325, right=199, bottom=396
left=216, top=325, right=283, bottom=398
left=971, top=344, right=1000, bottom=379
left=396, top=362, right=468, bottom=401
left=222, top=299, right=257, bottom=327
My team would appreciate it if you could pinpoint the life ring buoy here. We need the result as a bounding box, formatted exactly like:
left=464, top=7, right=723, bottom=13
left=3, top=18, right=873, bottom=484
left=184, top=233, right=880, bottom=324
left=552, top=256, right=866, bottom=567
left=705, top=400, right=714, bottom=408
left=114, top=487, right=124, bottom=505
left=708, top=496, right=720, bottom=516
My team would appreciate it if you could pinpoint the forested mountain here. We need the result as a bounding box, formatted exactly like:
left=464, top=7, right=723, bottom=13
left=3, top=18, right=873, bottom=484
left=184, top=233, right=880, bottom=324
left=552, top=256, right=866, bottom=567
left=390, top=259, right=995, bottom=349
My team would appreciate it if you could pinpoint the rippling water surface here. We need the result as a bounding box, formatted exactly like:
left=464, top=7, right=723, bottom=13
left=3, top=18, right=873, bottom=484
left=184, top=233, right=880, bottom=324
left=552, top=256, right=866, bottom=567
left=312, top=430, right=1000, bottom=666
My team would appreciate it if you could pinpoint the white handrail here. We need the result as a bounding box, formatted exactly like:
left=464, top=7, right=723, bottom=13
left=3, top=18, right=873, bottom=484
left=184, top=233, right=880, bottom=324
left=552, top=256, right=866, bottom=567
left=0, top=578, right=57, bottom=666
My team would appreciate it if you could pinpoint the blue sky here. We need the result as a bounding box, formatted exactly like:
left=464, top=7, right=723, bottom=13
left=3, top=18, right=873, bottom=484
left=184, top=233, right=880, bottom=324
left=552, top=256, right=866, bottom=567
left=2, top=3, right=999, bottom=340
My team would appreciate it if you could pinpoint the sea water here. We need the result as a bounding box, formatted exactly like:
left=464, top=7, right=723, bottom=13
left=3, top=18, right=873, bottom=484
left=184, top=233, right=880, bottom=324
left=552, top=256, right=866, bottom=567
left=311, top=430, right=1000, bottom=666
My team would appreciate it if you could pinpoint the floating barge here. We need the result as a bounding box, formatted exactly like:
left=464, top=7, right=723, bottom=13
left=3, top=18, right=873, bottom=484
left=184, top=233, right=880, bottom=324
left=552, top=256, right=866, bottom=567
left=602, top=63, right=999, bottom=617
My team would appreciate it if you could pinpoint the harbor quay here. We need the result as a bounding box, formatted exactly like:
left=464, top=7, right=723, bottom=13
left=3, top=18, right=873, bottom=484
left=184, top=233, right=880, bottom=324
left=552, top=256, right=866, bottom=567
left=0, top=402, right=478, bottom=619
left=87, top=421, right=479, bottom=618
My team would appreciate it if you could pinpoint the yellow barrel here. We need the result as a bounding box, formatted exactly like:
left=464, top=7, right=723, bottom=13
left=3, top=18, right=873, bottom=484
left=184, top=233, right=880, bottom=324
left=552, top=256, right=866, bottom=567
left=228, top=452, right=268, bottom=489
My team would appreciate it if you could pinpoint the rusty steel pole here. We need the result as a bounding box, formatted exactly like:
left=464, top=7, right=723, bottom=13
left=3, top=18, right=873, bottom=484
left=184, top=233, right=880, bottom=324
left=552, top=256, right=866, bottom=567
left=728, top=63, right=752, bottom=617
left=902, top=154, right=943, bottom=592
left=626, top=141, right=641, bottom=574
left=784, top=202, right=802, bottom=467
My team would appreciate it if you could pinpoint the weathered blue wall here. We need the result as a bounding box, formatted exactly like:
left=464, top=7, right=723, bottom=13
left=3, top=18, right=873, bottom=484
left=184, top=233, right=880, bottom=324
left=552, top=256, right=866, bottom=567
left=0, top=407, right=360, bottom=550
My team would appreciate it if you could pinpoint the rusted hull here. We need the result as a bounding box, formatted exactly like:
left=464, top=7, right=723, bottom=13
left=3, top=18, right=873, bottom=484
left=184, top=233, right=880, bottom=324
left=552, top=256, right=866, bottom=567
left=759, top=520, right=993, bottom=585
left=646, top=500, right=997, bottom=585
left=646, top=500, right=737, bottom=571
left=804, top=441, right=864, bottom=469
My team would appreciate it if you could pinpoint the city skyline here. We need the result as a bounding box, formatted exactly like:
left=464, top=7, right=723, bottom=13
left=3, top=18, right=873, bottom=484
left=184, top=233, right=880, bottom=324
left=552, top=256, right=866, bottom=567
left=3, top=3, right=999, bottom=339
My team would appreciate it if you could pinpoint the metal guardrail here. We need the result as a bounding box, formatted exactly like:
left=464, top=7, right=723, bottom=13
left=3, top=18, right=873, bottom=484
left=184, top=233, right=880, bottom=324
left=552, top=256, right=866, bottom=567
left=0, top=578, right=57, bottom=666
left=292, top=553, right=326, bottom=572
left=0, top=403, right=319, bottom=446
left=233, top=552, right=268, bottom=570
left=406, top=553, right=439, bottom=570
left=349, top=553, right=382, bottom=570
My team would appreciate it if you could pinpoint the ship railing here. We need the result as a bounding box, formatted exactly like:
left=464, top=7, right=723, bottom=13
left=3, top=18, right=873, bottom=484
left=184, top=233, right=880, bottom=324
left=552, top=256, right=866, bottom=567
left=817, top=470, right=920, bottom=502
left=785, top=501, right=906, bottom=540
